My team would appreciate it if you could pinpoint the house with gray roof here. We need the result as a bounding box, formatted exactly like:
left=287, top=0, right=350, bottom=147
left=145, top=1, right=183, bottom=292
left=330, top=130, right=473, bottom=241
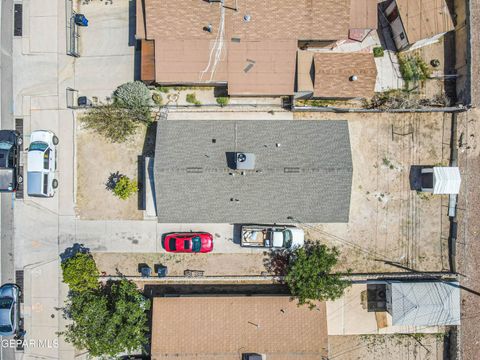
left=153, top=120, right=353, bottom=223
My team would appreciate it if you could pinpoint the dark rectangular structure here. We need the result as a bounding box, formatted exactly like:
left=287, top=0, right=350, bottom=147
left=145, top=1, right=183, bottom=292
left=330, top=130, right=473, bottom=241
left=154, top=120, right=353, bottom=223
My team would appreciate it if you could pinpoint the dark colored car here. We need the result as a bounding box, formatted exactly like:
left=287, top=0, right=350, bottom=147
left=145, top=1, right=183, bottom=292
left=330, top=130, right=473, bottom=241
left=162, top=232, right=213, bottom=253
left=0, top=130, right=22, bottom=192
left=0, top=284, right=21, bottom=337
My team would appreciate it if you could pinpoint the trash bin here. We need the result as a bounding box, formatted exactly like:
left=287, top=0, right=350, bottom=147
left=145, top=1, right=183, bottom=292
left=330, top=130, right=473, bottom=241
left=74, top=14, right=89, bottom=27
left=77, top=96, right=92, bottom=107
left=140, top=265, right=151, bottom=278
left=156, top=265, right=168, bottom=278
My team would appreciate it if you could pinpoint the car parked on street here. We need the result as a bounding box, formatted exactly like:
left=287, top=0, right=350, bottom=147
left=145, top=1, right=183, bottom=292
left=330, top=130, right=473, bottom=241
left=162, top=232, right=213, bottom=253
left=0, top=130, right=22, bottom=192
left=0, top=284, right=21, bottom=337
left=27, top=130, right=58, bottom=197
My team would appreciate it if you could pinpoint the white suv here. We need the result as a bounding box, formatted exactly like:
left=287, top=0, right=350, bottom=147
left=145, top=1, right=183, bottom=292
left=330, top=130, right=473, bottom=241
left=27, top=130, right=58, bottom=197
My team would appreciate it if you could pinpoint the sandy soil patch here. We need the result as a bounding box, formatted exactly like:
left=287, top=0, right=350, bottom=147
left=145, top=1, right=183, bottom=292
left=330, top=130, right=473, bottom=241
left=76, top=124, right=148, bottom=220
left=295, top=112, right=452, bottom=272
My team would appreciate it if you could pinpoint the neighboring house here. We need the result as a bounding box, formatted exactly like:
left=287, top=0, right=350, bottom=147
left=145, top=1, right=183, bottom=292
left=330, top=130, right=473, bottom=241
left=296, top=51, right=378, bottom=99
left=348, top=0, right=378, bottom=42
left=386, top=281, right=461, bottom=326
left=153, top=120, right=353, bottom=223
left=136, top=0, right=352, bottom=96
left=151, top=296, right=328, bottom=360
left=385, top=0, right=454, bottom=51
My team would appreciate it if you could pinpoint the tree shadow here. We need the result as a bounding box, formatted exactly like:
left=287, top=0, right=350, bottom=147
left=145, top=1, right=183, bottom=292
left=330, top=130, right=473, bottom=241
left=263, top=248, right=292, bottom=276
left=59, top=243, right=90, bottom=263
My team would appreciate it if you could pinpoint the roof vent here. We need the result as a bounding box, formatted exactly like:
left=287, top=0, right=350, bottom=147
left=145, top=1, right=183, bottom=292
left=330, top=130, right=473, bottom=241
left=236, top=152, right=255, bottom=170
left=244, top=14, right=251, bottom=22
left=349, top=75, right=358, bottom=81
left=204, top=24, right=213, bottom=33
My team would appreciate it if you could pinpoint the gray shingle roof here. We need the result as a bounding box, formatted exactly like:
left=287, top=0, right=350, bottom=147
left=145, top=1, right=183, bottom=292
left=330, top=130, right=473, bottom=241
left=154, top=120, right=352, bottom=223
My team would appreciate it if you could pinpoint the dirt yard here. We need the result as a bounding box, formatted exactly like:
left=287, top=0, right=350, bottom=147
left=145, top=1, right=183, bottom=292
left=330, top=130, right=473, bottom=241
left=76, top=123, right=149, bottom=220
left=328, top=334, right=445, bottom=360
left=92, top=252, right=268, bottom=277
left=295, top=112, right=452, bottom=273
left=455, top=109, right=480, bottom=360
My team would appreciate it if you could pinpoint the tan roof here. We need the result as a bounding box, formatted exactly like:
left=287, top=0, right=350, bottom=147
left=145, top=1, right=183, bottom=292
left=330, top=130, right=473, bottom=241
left=349, top=0, right=378, bottom=29
left=396, top=0, right=454, bottom=44
left=313, top=52, right=377, bottom=98
left=141, top=0, right=351, bottom=95
left=151, top=296, right=328, bottom=360
left=296, top=50, right=314, bottom=93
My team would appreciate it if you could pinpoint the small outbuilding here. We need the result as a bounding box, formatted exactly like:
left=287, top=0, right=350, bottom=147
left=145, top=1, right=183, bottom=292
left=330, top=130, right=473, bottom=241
left=386, top=281, right=461, bottom=326
left=420, top=166, right=461, bottom=195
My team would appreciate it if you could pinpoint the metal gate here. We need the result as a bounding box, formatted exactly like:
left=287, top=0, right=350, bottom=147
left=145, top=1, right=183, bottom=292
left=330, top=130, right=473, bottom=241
left=66, top=0, right=79, bottom=57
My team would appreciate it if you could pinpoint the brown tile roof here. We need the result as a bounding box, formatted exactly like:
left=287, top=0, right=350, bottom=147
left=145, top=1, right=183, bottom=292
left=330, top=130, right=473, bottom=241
left=141, top=0, right=351, bottom=95
left=349, top=0, right=378, bottom=29
left=396, top=0, right=454, bottom=44
left=151, top=296, right=329, bottom=360
left=313, top=52, right=377, bottom=98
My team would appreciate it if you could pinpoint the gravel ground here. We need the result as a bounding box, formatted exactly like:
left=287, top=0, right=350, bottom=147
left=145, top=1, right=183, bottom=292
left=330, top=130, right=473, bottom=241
left=456, top=109, right=480, bottom=360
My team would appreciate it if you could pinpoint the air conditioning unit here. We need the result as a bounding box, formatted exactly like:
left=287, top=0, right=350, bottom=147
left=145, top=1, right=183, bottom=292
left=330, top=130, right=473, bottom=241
left=235, top=152, right=255, bottom=170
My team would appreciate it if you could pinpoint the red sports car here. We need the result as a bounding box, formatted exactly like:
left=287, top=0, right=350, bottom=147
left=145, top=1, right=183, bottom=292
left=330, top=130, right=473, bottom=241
left=162, top=232, right=214, bottom=253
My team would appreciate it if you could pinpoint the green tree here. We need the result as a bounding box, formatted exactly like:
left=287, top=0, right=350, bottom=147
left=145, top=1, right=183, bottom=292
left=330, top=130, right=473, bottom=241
left=80, top=103, right=139, bottom=143
left=285, top=243, right=350, bottom=308
left=62, top=279, right=150, bottom=357
left=61, top=253, right=99, bottom=293
left=112, top=176, right=138, bottom=200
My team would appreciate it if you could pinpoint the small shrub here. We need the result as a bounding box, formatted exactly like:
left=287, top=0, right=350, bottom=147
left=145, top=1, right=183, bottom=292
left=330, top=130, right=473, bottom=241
left=61, top=253, right=99, bottom=293
left=186, top=93, right=201, bottom=106
left=216, top=97, right=229, bottom=107
left=114, top=81, right=152, bottom=109
left=398, top=54, right=432, bottom=82
left=152, top=93, right=163, bottom=106
left=373, top=46, right=384, bottom=58
left=157, top=86, right=170, bottom=93
left=113, top=176, right=138, bottom=200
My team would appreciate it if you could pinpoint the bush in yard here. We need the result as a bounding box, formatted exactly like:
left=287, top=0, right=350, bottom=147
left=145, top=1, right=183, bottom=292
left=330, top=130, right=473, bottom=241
left=61, top=279, right=150, bottom=357
left=80, top=103, right=139, bottom=143
left=61, top=253, right=99, bottom=293
left=112, top=175, right=138, bottom=200
left=285, top=243, right=350, bottom=308
left=398, top=54, right=432, bottom=83
left=216, top=96, right=229, bottom=107
left=186, top=93, right=201, bottom=106
left=373, top=46, right=384, bottom=58
left=114, top=81, right=152, bottom=109
left=152, top=92, right=163, bottom=106
left=113, top=81, right=153, bottom=124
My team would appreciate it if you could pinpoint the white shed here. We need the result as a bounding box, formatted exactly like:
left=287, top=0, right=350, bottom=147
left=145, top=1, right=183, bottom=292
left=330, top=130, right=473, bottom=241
left=421, top=167, right=461, bottom=195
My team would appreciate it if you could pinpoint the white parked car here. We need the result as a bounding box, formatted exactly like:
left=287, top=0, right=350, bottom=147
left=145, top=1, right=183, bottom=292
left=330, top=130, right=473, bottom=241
left=27, top=130, right=58, bottom=197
